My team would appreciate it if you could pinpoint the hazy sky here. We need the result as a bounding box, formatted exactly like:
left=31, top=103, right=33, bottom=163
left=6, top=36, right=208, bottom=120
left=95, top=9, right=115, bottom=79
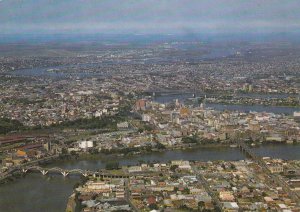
left=0, top=0, right=299, bottom=34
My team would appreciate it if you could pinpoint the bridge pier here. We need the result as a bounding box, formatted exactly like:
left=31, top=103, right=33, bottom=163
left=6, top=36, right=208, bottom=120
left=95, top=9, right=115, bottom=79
left=61, top=171, right=69, bottom=177
left=16, top=166, right=127, bottom=179
left=41, top=170, right=48, bottom=175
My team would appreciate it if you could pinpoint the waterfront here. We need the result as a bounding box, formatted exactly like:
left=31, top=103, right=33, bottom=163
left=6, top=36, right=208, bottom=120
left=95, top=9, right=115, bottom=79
left=153, top=93, right=300, bottom=115
left=207, top=103, right=299, bottom=115
left=0, top=144, right=300, bottom=212
left=8, top=47, right=236, bottom=78
left=10, top=64, right=105, bottom=78
left=46, top=144, right=300, bottom=171
left=46, top=146, right=245, bottom=170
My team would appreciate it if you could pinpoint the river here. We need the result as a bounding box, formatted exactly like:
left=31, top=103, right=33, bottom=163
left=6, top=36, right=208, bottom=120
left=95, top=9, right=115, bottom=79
left=153, top=93, right=299, bottom=115
left=206, top=103, right=299, bottom=115
left=9, top=47, right=237, bottom=78
left=10, top=64, right=105, bottom=78
left=0, top=144, right=300, bottom=212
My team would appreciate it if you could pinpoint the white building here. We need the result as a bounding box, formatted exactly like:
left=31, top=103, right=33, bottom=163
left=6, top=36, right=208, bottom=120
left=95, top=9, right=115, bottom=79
left=294, top=112, right=300, bottom=121
left=79, top=141, right=94, bottom=149
left=142, top=114, right=151, bottom=122
left=117, top=122, right=129, bottom=129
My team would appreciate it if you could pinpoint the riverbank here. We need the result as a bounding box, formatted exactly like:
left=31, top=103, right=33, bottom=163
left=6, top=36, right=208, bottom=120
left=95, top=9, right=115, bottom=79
left=66, top=193, right=77, bottom=212
left=2, top=142, right=299, bottom=185
left=80, top=142, right=231, bottom=158
left=1, top=144, right=300, bottom=212
left=206, top=100, right=300, bottom=108
left=153, top=93, right=300, bottom=115
left=0, top=142, right=250, bottom=185
left=94, top=139, right=299, bottom=157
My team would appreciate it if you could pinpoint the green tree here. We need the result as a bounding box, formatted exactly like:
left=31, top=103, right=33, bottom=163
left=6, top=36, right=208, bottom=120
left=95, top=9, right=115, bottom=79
left=149, top=204, right=158, bottom=210
left=198, top=201, right=205, bottom=211
left=0, top=118, right=24, bottom=134
left=61, top=148, right=68, bottom=155
left=105, top=162, right=119, bottom=170
left=170, top=165, right=178, bottom=172
left=156, top=142, right=166, bottom=149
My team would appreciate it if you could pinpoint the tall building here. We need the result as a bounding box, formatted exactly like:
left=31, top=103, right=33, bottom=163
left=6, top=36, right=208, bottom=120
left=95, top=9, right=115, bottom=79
left=136, top=99, right=147, bottom=111
left=294, top=111, right=300, bottom=122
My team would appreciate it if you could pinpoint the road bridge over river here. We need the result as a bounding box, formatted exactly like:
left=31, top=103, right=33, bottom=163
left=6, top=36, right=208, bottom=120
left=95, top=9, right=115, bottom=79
left=236, top=140, right=300, bottom=204
left=0, top=154, right=128, bottom=180
left=19, top=166, right=129, bottom=178
left=0, top=155, right=59, bottom=182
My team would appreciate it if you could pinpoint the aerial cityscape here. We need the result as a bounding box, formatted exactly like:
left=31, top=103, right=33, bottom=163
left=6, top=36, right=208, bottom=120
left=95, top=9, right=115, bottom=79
left=0, top=1, right=300, bottom=212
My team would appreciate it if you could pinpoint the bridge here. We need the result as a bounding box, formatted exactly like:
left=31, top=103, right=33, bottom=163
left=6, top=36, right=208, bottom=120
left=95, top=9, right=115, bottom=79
left=19, top=166, right=129, bottom=178
left=236, top=140, right=300, bottom=204
left=21, top=166, right=92, bottom=177
left=0, top=155, right=128, bottom=180
left=0, top=155, right=60, bottom=182
left=236, top=140, right=261, bottom=162
left=145, top=90, right=221, bottom=98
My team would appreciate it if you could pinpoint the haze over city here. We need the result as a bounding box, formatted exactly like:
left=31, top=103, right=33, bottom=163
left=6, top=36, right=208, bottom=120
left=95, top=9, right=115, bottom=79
left=1, top=0, right=300, bottom=34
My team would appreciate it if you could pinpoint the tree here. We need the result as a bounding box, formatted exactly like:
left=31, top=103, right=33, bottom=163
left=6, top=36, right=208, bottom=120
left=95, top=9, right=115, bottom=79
left=170, top=165, right=178, bottom=172
left=156, top=142, right=166, bottom=150
left=179, top=204, right=189, bottom=210
left=89, top=149, right=99, bottom=154
left=149, top=204, right=158, bottom=210
left=198, top=201, right=205, bottom=211
left=105, top=162, right=119, bottom=170
left=0, top=118, right=25, bottom=134
left=182, top=136, right=198, bottom=144
left=182, top=187, right=190, bottom=194
left=61, top=148, right=68, bottom=155
left=138, top=160, right=145, bottom=165
left=70, top=150, right=78, bottom=156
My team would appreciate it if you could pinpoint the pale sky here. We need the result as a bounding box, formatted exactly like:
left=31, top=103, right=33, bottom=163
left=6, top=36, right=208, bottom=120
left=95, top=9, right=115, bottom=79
left=0, top=0, right=299, bottom=34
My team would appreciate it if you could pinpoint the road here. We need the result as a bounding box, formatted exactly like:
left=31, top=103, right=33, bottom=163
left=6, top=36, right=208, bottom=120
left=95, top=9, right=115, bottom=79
left=237, top=140, right=300, bottom=204
left=192, top=166, right=222, bottom=211
left=124, top=179, right=139, bottom=212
